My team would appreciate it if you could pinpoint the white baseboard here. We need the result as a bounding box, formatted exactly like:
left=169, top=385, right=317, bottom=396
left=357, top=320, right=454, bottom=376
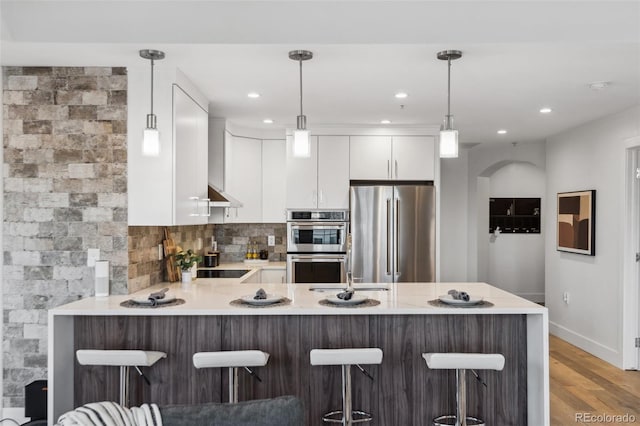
left=549, top=321, right=622, bottom=368
left=1, top=407, right=29, bottom=424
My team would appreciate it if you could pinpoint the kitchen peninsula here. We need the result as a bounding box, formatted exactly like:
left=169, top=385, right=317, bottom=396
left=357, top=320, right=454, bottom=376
left=48, top=279, right=548, bottom=425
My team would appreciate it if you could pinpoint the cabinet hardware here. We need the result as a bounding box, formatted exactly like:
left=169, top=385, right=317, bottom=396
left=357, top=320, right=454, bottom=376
left=395, top=160, right=398, bottom=179
left=636, top=252, right=640, bottom=262
left=387, top=160, right=390, bottom=179
left=189, top=196, right=199, bottom=217
left=386, top=199, right=391, bottom=275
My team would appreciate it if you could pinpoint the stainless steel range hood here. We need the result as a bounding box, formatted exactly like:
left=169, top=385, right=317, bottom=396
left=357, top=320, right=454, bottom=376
left=208, top=184, right=243, bottom=208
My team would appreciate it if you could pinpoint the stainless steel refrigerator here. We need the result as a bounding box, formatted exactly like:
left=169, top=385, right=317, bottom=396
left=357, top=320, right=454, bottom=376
left=350, top=183, right=435, bottom=283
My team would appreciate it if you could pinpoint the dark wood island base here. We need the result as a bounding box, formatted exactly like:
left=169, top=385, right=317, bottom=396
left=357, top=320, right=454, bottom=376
left=74, top=314, right=527, bottom=425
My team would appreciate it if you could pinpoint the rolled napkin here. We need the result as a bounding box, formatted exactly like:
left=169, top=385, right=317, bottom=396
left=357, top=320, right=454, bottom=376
left=254, top=288, right=267, bottom=300
left=149, top=288, right=169, bottom=301
left=148, top=287, right=169, bottom=306
left=337, top=288, right=354, bottom=301
left=447, top=289, right=470, bottom=302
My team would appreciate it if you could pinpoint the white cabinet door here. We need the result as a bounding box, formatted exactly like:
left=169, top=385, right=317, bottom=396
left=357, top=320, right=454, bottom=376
left=225, top=135, right=262, bottom=223
left=318, top=136, right=350, bottom=209
left=174, top=85, right=208, bottom=225
left=349, top=136, right=392, bottom=180
left=286, top=136, right=318, bottom=209
left=392, top=136, right=435, bottom=181
left=260, top=269, right=286, bottom=284
left=262, top=140, right=287, bottom=222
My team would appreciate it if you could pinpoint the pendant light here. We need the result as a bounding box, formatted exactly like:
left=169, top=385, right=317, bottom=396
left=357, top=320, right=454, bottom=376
left=140, top=49, right=165, bottom=157
left=437, top=50, right=462, bottom=158
left=289, top=50, right=313, bottom=158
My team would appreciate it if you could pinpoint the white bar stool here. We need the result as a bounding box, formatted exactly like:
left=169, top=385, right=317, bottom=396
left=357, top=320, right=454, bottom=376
left=310, top=348, right=383, bottom=425
left=422, top=353, right=505, bottom=426
left=76, top=349, right=166, bottom=407
left=193, top=350, right=269, bottom=403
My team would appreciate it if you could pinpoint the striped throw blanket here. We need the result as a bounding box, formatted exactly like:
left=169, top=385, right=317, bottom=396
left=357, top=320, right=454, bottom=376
left=57, top=401, right=162, bottom=426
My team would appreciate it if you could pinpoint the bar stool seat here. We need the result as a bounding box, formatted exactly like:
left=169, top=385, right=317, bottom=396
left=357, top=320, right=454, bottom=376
left=310, top=348, right=383, bottom=425
left=422, top=352, right=505, bottom=426
left=193, top=350, right=269, bottom=403
left=76, top=349, right=166, bottom=407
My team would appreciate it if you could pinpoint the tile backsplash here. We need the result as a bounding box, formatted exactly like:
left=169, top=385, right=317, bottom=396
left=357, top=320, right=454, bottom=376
left=128, top=224, right=216, bottom=293
left=214, top=223, right=286, bottom=263
left=128, top=223, right=285, bottom=292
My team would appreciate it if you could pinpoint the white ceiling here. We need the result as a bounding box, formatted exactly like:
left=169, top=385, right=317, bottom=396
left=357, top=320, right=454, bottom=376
left=1, top=1, right=639, bottom=145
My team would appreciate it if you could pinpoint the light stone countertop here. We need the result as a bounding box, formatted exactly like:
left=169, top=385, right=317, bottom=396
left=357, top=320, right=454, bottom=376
left=50, top=280, right=546, bottom=316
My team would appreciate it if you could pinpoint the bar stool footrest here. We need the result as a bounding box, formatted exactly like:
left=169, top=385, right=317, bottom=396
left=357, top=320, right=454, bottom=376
left=433, top=414, right=484, bottom=426
left=322, top=410, right=373, bottom=423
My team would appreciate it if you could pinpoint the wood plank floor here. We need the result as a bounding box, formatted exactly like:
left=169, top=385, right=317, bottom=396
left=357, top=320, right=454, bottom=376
left=550, top=335, right=640, bottom=425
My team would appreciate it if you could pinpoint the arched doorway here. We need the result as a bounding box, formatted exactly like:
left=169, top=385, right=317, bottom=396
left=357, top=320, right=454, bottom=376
left=477, top=161, right=545, bottom=302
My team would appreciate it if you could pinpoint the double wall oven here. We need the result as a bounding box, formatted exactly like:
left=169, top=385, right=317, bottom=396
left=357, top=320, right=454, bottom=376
left=286, top=210, right=349, bottom=284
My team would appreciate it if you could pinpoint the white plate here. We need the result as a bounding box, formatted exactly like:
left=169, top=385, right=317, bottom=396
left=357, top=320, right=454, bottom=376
left=325, top=294, right=369, bottom=306
left=438, top=294, right=484, bottom=306
left=241, top=294, right=283, bottom=305
left=131, top=296, right=176, bottom=306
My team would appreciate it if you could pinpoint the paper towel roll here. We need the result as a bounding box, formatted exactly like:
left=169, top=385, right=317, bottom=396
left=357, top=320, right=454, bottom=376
left=95, top=260, right=109, bottom=297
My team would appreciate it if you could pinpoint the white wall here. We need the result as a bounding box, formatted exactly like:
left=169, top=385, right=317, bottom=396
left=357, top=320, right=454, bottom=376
left=545, top=106, right=640, bottom=368
left=488, top=163, right=545, bottom=302
left=440, top=149, right=469, bottom=281
left=469, top=143, right=546, bottom=281
left=440, top=142, right=546, bottom=283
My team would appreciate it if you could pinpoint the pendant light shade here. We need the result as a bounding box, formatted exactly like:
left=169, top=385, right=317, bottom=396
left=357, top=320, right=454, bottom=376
left=439, top=129, right=459, bottom=158
left=289, top=50, right=313, bottom=158
left=140, top=49, right=165, bottom=157
left=437, top=50, right=462, bottom=159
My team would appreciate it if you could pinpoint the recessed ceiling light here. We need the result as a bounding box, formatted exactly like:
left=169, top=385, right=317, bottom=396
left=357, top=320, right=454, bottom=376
left=263, top=119, right=273, bottom=124
left=497, top=129, right=507, bottom=135
left=247, top=92, right=261, bottom=98
left=539, top=107, right=552, bottom=114
left=394, top=92, right=408, bottom=99
left=380, top=120, right=391, bottom=124
left=588, top=81, right=611, bottom=91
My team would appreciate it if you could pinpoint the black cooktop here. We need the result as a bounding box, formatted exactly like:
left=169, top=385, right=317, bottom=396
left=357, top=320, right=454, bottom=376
left=197, top=269, right=250, bottom=279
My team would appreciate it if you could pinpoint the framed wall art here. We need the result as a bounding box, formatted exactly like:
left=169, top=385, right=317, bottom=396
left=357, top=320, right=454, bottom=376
left=557, top=190, right=596, bottom=256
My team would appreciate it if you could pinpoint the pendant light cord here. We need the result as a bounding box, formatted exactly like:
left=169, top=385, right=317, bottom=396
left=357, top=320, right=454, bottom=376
left=299, top=59, right=304, bottom=116
left=446, top=56, right=451, bottom=129
left=150, top=58, right=155, bottom=116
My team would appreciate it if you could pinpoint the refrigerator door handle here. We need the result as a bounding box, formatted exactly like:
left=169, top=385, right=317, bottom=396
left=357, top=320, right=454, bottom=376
left=386, top=198, right=391, bottom=275
left=395, top=198, right=400, bottom=276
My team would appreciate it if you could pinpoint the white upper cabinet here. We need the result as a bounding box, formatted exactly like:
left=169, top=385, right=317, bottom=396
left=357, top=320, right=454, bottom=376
left=224, top=134, right=262, bottom=223
left=128, top=66, right=209, bottom=226
left=392, top=136, right=435, bottom=180
left=262, top=140, right=287, bottom=222
left=349, top=136, right=392, bottom=180
left=174, top=85, right=209, bottom=225
left=317, top=135, right=350, bottom=209
left=286, top=135, right=349, bottom=209
left=349, top=135, right=435, bottom=181
left=286, top=136, right=319, bottom=209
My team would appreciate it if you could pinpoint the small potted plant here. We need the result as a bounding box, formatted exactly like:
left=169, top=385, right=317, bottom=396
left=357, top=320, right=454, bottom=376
left=175, top=249, right=203, bottom=284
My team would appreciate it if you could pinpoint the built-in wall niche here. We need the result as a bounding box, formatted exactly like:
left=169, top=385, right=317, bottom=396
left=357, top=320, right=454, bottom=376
left=489, top=198, right=541, bottom=234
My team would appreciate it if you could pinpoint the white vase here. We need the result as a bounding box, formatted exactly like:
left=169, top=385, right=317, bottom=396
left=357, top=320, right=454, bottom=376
left=181, top=270, right=192, bottom=284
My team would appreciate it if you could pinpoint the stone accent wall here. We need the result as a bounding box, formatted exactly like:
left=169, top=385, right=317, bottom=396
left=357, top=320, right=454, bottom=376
left=128, top=224, right=216, bottom=293
left=2, top=66, right=128, bottom=407
left=214, top=223, right=286, bottom=263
